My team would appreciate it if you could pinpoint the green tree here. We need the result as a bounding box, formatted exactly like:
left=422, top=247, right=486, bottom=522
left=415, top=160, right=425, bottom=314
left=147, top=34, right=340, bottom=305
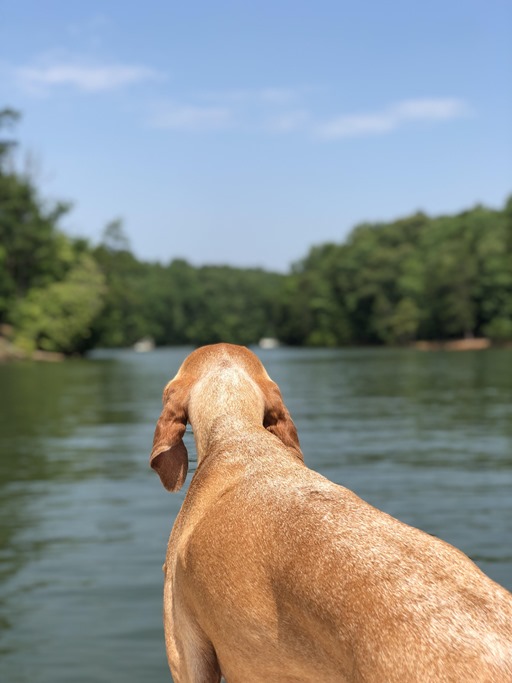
left=0, top=110, right=74, bottom=323
left=92, top=222, right=152, bottom=347
left=0, top=108, right=20, bottom=168
left=0, top=108, right=108, bottom=355
left=277, top=200, right=511, bottom=346
left=12, top=253, right=106, bottom=354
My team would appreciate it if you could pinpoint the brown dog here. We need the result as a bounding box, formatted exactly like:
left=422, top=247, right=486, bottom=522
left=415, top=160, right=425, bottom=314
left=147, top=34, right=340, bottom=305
left=150, top=343, right=512, bottom=682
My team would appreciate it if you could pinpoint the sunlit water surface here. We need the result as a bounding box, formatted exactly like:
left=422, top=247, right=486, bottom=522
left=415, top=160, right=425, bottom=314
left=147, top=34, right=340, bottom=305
left=1, top=347, right=511, bottom=682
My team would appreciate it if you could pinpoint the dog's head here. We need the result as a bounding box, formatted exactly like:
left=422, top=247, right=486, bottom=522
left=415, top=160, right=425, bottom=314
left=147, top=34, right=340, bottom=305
left=150, top=343, right=302, bottom=492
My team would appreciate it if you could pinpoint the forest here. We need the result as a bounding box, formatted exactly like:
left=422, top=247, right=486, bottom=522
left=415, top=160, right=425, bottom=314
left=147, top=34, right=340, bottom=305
left=1, top=108, right=511, bottom=356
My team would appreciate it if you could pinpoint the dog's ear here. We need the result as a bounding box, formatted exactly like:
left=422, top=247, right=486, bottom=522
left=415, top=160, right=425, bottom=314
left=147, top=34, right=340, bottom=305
left=150, top=383, right=189, bottom=492
left=263, top=380, right=303, bottom=460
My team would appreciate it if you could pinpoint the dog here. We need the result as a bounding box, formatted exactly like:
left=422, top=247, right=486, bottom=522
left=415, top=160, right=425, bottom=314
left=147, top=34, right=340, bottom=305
left=150, top=343, right=512, bottom=682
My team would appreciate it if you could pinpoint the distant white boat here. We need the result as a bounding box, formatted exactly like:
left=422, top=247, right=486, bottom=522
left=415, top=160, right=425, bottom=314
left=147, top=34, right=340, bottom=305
left=258, top=337, right=280, bottom=350
left=133, top=337, right=155, bottom=352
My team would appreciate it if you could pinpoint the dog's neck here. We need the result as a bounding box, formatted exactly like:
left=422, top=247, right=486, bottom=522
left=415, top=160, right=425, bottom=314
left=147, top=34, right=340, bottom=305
left=188, top=368, right=265, bottom=464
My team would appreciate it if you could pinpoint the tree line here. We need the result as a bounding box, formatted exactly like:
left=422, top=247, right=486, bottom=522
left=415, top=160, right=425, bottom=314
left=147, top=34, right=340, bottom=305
left=1, top=108, right=511, bottom=355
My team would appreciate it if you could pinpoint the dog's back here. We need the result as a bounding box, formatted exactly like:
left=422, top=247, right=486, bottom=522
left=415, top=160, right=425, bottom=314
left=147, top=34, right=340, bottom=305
left=170, top=441, right=512, bottom=682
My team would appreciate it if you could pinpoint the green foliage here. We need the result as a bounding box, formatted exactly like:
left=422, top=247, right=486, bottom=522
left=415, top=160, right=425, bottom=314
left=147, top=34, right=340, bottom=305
left=183, top=265, right=284, bottom=346
left=0, top=171, right=73, bottom=320
left=90, top=240, right=286, bottom=348
left=91, top=225, right=152, bottom=347
left=281, top=202, right=512, bottom=346
left=0, top=108, right=20, bottom=167
left=483, top=317, right=512, bottom=342
left=12, top=254, right=106, bottom=354
left=0, top=109, right=106, bottom=355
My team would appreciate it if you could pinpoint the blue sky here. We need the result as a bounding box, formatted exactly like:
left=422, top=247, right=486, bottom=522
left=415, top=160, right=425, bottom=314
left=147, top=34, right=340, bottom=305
left=1, top=1, right=511, bottom=272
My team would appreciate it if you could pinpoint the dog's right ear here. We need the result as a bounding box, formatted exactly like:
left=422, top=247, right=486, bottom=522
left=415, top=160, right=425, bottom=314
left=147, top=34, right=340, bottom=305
left=150, top=383, right=189, bottom=492
left=263, top=379, right=303, bottom=461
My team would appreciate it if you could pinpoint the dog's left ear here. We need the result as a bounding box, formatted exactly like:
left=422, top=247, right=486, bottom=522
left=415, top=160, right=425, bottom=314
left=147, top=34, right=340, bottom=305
left=263, top=380, right=303, bottom=460
left=150, top=382, right=189, bottom=492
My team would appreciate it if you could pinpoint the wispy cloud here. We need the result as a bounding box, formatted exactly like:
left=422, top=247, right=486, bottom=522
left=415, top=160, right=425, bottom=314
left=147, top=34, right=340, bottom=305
left=149, top=101, right=232, bottom=131
left=266, top=109, right=310, bottom=133
left=16, top=61, right=161, bottom=93
left=148, top=86, right=311, bottom=132
left=147, top=94, right=471, bottom=136
left=12, top=57, right=471, bottom=141
left=315, top=98, right=471, bottom=139
left=209, top=86, right=303, bottom=106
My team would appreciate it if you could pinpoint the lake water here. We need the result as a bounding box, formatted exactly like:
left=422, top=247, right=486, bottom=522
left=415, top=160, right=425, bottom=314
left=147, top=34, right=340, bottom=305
left=1, top=347, right=511, bottom=682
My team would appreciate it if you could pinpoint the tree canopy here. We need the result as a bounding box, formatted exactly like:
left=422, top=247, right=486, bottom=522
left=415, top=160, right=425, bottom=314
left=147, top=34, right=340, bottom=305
left=284, top=204, right=512, bottom=346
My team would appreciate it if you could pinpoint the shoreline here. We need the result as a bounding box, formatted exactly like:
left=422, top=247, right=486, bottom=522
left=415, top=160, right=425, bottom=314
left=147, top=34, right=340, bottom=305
left=1, top=333, right=510, bottom=363
left=0, top=327, right=65, bottom=363
left=412, top=338, right=492, bottom=352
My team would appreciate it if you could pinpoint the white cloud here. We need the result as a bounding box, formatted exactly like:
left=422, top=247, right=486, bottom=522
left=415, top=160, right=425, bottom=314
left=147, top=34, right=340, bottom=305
left=147, top=87, right=303, bottom=132
left=149, top=102, right=232, bottom=131
left=16, top=62, right=160, bottom=93
left=7, top=54, right=472, bottom=141
left=267, top=109, right=310, bottom=133
left=148, top=86, right=312, bottom=132
left=201, top=86, right=304, bottom=106
left=316, top=98, right=471, bottom=140
left=393, top=98, right=471, bottom=120
left=317, top=112, right=395, bottom=138
left=147, top=94, right=471, bottom=137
